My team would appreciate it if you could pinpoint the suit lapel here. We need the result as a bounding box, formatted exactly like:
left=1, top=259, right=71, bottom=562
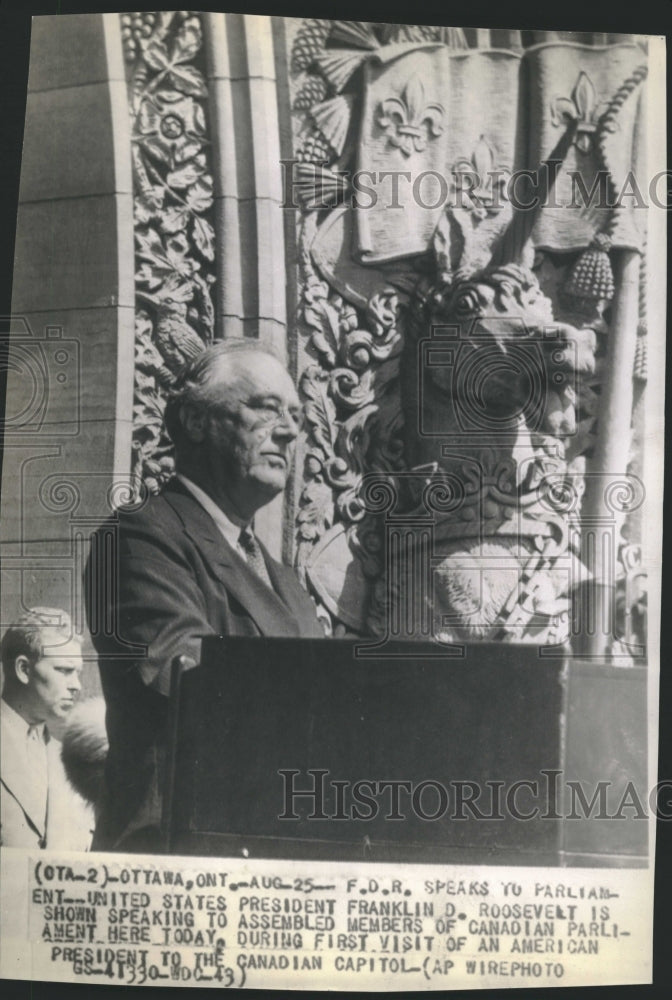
left=162, top=481, right=303, bottom=637
left=0, top=712, right=46, bottom=837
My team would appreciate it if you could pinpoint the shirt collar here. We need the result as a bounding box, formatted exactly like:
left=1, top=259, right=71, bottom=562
left=176, top=474, right=250, bottom=551
left=1, top=697, right=48, bottom=742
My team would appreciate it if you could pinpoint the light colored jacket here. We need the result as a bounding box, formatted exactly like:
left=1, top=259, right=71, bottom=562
left=1, top=699, right=94, bottom=850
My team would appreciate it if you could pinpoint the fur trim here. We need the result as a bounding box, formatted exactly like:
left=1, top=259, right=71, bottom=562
left=60, top=697, right=109, bottom=806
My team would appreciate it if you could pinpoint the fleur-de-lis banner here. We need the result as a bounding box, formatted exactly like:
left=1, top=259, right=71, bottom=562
left=356, top=45, right=521, bottom=262
left=354, top=40, right=646, bottom=264
left=527, top=41, right=647, bottom=252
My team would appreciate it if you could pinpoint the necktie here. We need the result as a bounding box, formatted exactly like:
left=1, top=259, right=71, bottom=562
left=239, top=528, right=273, bottom=589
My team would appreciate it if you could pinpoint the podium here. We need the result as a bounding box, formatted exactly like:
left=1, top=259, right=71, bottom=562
left=163, top=637, right=647, bottom=866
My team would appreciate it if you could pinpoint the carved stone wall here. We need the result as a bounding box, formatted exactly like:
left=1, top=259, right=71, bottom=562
left=282, top=21, right=648, bottom=655
left=2, top=15, right=652, bottom=692
left=121, top=11, right=216, bottom=495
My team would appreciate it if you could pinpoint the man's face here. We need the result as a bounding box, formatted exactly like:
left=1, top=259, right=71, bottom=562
left=205, top=354, right=302, bottom=506
left=26, top=638, right=84, bottom=723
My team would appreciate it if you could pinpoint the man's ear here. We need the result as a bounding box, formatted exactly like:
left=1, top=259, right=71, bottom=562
left=180, top=404, right=208, bottom=444
left=13, top=655, right=32, bottom=686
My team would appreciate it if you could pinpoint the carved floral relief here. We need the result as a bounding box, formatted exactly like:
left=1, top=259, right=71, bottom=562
left=123, top=10, right=216, bottom=494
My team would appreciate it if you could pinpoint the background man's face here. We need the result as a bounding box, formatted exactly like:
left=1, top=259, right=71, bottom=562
left=207, top=355, right=302, bottom=503
left=27, top=638, right=83, bottom=722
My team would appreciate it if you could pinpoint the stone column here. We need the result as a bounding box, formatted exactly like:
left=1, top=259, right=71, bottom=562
left=204, top=12, right=289, bottom=559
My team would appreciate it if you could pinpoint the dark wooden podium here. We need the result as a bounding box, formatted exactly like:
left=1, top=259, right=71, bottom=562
left=162, top=637, right=647, bottom=867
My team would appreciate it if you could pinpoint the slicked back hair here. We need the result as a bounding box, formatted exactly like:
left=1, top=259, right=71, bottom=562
left=164, top=341, right=285, bottom=451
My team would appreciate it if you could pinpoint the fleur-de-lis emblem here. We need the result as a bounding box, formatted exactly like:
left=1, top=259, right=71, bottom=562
left=377, top=74, right=444, bottom=156
left=551, top=72, right=607, bottom=154
left=452, top=136, right=511, bottom=218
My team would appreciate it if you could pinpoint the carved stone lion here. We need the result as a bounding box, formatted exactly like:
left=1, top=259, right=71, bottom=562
left=398, top=260, right=596, bottom=642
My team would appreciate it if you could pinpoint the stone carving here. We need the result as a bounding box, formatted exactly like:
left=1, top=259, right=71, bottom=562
left=452, top=137, right=511, bottom=220
left=117, top=15, right=647, bottom=651
left=289, top=21, right=647, bottom=651
left=123, top=11, right=216, bottom=494
left=399, top=255, right=598, bottom=643
left=551, top=70, right=606, bottom=154
left=377, top=74, right=445, bottom=156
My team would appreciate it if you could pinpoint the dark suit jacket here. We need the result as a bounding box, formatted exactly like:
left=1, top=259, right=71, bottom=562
left=85, top=478, right=323, bottom=850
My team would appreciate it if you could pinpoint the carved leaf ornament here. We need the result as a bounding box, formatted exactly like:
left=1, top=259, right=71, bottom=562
left=124, top=11, right=216, bottom=494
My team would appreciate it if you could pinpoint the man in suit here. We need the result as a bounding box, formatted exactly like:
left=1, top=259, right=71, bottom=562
left=0, top=609, right=94, bottom=850
left=85, top=342, right=324, bottom=851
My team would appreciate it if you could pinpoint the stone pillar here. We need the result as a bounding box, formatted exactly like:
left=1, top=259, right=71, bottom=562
left=1, top=14, right=134, bottom=664
left=204, top=12, right=289, bottom=559
left=205, top=12, right=287, bottom=350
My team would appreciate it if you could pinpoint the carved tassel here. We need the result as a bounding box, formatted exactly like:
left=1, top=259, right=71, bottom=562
left=291, top=19, right=332, bottom=73
left=293, top=76, right=328, bottom=111
left=563, top=233, right=615, bottom=315
left=297, top=130, right=334, bottom=164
